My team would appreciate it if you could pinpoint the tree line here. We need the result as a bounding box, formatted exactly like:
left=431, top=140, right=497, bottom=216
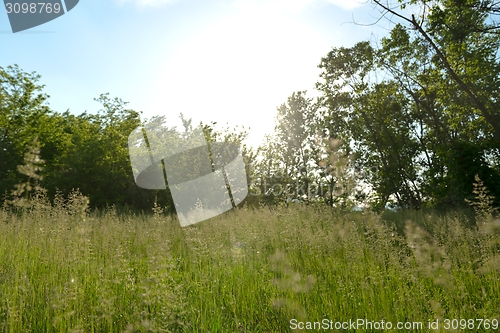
left=1, top=0, right=500, bottom=213
left=0, top=65, right=254, bottom=213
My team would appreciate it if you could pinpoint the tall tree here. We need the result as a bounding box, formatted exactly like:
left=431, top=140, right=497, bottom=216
left=372, top=0, right=500, bottom=141
left=273, top=91, right=320, bottom=202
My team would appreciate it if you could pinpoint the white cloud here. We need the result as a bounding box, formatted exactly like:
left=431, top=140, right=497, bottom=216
left=326, top=0, right=366, bottom=10
left=119, top=0, right=365, bottom=12
left=233, top=0, right=366, bottom=13
left=233, top=0, right=316, bottom=14
left=117, top=0, right=176, bottom=7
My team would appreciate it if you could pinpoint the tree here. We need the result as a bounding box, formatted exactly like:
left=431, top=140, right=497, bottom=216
left=0, top=65, right=68, bottom=203
left=371, top=0, right=500, bottom=207
left=50, top=94, right=161, bottom=210
left=315, top=0, right=500, bottom=210
left=273, top=91, right=321, bottom=203
left=372, top=0, right=500, bottom=141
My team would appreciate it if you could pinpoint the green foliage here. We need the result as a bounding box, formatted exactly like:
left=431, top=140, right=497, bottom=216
left=51, top=94, right=147, bottom=209
left=0, top=65, right=59, bottom=200
left=311, top=0, right=500, bottom=210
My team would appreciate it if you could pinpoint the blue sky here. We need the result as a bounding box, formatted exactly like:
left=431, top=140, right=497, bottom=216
left=1, top=0, right=394, bottom=147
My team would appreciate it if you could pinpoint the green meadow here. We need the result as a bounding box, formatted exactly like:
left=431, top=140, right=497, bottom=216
left=0, top=194, right=499, bottom=333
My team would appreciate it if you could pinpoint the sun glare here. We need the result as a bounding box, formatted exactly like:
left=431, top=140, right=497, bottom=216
left=153, top=10, right=330, bottom=147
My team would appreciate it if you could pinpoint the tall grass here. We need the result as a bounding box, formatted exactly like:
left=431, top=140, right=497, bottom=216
left=0, top=193, right=499, bottom=332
